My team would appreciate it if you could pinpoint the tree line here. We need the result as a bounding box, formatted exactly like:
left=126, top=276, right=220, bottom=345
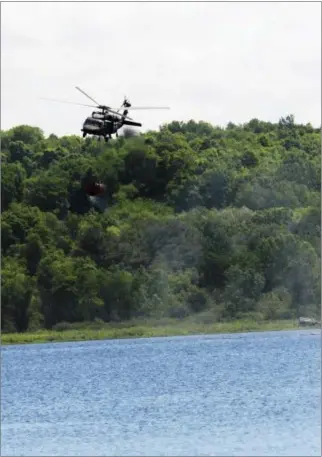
left=1, top=115, right=321, bottom=332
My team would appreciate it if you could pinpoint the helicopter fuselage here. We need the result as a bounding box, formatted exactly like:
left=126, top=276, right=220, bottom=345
left=81, top=113, right=142, bottom=141
left=82, top=116, right=121, bottom=136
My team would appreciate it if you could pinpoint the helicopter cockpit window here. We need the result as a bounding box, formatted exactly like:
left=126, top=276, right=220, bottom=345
left=85, top=118, right=103, bottom=127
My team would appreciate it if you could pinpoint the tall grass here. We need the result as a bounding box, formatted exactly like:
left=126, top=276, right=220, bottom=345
left=1, top=317, right=299, bottom=346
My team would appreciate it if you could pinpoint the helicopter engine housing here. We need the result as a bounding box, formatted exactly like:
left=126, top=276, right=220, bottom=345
left=92, top=112, right=105, bottom=120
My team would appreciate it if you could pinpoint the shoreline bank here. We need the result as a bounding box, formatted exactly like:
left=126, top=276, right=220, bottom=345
left=1, top=318, right=304, bottom=346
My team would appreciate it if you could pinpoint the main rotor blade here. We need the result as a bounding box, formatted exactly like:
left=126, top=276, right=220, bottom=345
left=75, top=86, right=133, bottom=121
left=104, top=106, right=133, bottom=120
left=112, top=106, right=170, bottom=111
left=75, top=86, right=100, bottom=106
left=40, top=97, right=96, bottom=108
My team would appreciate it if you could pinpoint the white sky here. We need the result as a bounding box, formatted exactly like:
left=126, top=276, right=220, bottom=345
left=1, top=1, right=321, bottom=137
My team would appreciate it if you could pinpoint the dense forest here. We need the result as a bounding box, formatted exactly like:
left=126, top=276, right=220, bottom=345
left=1, top=116, right=321, bottom=333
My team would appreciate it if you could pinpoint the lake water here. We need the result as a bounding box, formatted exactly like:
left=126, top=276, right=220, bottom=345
left=1, top=329, right=321, bottom=456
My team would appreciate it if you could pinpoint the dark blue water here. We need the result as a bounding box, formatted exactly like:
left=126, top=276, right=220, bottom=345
left=1, top=330, right=321, bottom=456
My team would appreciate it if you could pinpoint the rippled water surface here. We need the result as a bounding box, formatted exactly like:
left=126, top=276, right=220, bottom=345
left=1, top=329, right=321, bottom=456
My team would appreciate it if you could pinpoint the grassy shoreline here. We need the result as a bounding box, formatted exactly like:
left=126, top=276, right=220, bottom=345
left=1, top=318, right=302, bottom=346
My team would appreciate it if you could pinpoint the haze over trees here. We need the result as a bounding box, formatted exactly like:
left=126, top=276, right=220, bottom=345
left=1, top=116, right=321, bottom=333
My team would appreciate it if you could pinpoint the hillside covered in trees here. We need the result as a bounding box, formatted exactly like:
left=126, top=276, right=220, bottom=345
left=1, top=116, right=321, bottom=333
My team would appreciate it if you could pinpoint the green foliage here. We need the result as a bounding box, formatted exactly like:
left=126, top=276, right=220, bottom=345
left=1, top=162, right=26, bottom=210
left=1, top=116, right=320, bottom=333
left=2, top=258, right=34, bottom=332
left=2, top=125, right=44, bottom=147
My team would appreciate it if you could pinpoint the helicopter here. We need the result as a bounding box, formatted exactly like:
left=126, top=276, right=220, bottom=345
left=42, top=86, right=170, bottom=142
